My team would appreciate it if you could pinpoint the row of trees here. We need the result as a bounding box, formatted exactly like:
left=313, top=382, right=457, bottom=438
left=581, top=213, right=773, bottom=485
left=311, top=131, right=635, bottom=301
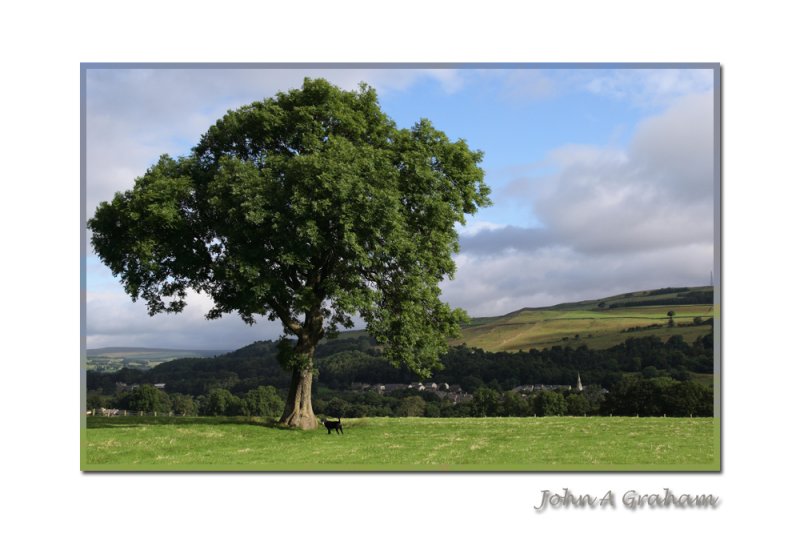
left=606, top=290, right=713, bottom=308
left=311, top=377, right=710, bottom=418
left=87, top=333, right=714, bottom=400
left=89, top=374, right=712, bottom=419
left=88, top=384, right=284, bottom=418
left=603, top=375, right=713, bottom=417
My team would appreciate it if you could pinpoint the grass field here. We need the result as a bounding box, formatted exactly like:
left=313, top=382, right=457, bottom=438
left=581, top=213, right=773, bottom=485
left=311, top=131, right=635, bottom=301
left=82, top=416, right=719, bottom=471
left=456, top=304, right=716, bottom=352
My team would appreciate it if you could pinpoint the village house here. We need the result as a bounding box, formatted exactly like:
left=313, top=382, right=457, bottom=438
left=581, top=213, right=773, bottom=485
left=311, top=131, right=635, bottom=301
left=350, top=381, right=471, bottom=403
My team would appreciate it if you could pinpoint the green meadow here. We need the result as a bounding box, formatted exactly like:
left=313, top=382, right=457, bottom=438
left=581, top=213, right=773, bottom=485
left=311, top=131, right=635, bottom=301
left=82, top=416, right=719, bottom=471
left=458, top=304, right=715, bottom=352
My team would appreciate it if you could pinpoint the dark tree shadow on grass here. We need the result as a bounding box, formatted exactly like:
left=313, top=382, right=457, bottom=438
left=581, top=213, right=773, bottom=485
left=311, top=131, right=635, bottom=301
left=86, top=416, right=280, bottom=429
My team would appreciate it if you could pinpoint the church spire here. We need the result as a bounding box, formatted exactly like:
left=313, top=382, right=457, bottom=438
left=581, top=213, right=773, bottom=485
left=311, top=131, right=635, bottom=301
left=576, top=373, right=583, bottom=392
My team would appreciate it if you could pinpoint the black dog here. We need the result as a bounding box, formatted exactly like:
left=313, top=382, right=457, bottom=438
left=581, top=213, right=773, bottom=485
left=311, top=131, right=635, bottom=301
left=322, top=417, right=343, bottom=435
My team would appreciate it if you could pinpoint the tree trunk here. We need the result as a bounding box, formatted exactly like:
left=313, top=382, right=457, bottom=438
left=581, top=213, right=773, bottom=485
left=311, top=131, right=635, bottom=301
left=279, top=360, right=318, bottom=429
left=278, top=305, right=323, bottom=429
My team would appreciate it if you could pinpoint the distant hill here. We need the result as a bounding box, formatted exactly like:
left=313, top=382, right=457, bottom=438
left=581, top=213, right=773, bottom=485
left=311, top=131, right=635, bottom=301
left=327, top=286, right=714, bottom=353
left=87, top=347, right=228, bottom=359
left=455, top=286, right=715, bottom=352
left=85, top=286, right=715, bottom=373
left=86, top=347, right=229, bottom=373
left=87, top=316, right=714, bottom=395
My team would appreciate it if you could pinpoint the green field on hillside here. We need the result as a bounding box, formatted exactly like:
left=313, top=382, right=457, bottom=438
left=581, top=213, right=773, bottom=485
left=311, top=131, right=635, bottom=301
left=328, top=287, right=716, bottom=353
left=82, top=416, right=719, bottom=471
left=456, top=290, right=716, bottom=352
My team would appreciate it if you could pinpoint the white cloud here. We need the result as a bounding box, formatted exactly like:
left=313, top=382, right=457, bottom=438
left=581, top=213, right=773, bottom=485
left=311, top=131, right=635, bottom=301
left=534, top=91, right=713, bottom=254
left=450, top=90, right=715, bottom=313
left=583, top=68, right=714, bottom=108
left=423, top=69, right=465, bottom=94
left=442, top=242, right=714, bottom=317
left=86, top=287, right=285, bottom=349
left=475, top=91, right=714, bottom=256
left=457, top=220, right=507, bottom=237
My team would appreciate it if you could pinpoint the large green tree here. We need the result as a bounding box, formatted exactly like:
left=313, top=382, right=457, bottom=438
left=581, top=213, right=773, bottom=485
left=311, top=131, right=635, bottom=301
left=89, top=78, right=491, bottom=429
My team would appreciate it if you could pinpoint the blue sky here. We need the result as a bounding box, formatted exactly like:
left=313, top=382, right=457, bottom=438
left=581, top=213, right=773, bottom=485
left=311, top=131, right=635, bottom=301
left=84, top=66, right=715, bottom=349
left=376, top=70, right=647, bottom=229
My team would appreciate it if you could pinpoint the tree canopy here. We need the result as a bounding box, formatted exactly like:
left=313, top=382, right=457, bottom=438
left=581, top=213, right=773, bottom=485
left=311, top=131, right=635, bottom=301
left=88, top=78, right=491, bottom=428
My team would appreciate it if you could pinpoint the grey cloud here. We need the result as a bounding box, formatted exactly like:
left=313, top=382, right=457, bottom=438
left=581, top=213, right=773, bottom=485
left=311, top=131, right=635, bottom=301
left=446, top=91, right=714, bottom=314
left=458, top=226, right=554, bottom=255
left=86, top=289, right=284, bottom=350
left=629, top=92, right=714, bottom=201
left=533, top=91, right=714, bottom=254
left=465, top=92, right=714, bottom=257
left=442, top=242, right=713, bottom=317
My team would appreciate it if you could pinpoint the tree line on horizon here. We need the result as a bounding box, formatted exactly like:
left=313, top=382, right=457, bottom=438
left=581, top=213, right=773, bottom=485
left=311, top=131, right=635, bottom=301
left=88, top=375, right=711, bottom=419
left=87, top=332, right=714, bottom=418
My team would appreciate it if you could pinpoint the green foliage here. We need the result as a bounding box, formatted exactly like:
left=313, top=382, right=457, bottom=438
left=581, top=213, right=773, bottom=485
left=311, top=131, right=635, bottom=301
left=123, top=385, right=171, bottom=413
left=204, top=388, right=241, bottom=416
left=89, top=332, right=714, bottom=413
left=86, top=391, right=112, bottom=410
left=396, top=396, right=426, bottom=417
left=565, top=393, right=590, bottom=416
left=88, top=79, right=490, bottom=386
left=242, top=386, right=284, bottom=418
left=642, top=365, right=660, bottom=378
left=170, top=393, right=198, bottom=416
left=661, top=381, right=714, bottom=417
left=533, top=390, right=567, bottom=417
left=472, top=387, right=501, bottom=417
left=324, top=397, right=350, bottom=419
left=501, top=391, right=530, bottom=417
left=602, top=375, right=713, bottom=417
left=424, top=403, right=441, bottom=418
left=317, top=349, right=410, bottom=389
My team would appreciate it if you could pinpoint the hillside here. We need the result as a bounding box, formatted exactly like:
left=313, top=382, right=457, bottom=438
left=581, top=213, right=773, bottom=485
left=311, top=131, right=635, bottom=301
left=86, top=347, right=228, bottom=373
left=85, top=286, right=715, bottom=378
left=455, top=286, right=715, bottom=352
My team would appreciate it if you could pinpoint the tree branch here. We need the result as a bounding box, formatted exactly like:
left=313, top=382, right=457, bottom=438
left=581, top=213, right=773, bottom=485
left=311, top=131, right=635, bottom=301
left=267, top=297, right=303, bottom=336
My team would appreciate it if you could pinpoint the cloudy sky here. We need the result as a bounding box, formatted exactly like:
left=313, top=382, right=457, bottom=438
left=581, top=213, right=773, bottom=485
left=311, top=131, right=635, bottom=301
left=84, top=65, right=716, bottom=350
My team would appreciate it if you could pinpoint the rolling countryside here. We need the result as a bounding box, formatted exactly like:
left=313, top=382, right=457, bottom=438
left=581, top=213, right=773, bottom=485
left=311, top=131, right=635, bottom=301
left=455, top=286, right=715, bottom=352
left=83, top=285, right=718, bottom=470
left=86, top=347, right=228, bottom=372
